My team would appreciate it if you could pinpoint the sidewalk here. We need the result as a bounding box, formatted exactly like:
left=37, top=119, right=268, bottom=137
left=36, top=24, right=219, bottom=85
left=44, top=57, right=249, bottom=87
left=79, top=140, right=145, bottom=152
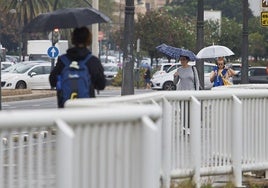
left=1, top=86, right=120, bottom=102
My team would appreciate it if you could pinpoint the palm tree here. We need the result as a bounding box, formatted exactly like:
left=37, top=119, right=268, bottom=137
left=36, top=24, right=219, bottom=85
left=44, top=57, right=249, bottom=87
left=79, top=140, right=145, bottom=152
left=1, top=0, right=54, bottom=59
left=4, top=0, right=53, bottom=26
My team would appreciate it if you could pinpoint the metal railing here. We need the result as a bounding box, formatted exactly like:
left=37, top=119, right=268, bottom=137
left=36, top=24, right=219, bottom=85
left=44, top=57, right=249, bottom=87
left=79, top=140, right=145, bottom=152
left=0, top=105, right=161, bottom=188
left=66, top=89, right=268, bottom=188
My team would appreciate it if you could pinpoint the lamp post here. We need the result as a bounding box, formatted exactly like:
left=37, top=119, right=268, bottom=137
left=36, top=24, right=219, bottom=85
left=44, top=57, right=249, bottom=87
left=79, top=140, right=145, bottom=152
left=121, top=0, right=135, bottom=95
left=241, top=0, right=249, bottom=84
left=0, top=24, right=1, bottom=110
left=84, top=0, right=99, bottom=57
left=196, top=0, right=204, bottom=89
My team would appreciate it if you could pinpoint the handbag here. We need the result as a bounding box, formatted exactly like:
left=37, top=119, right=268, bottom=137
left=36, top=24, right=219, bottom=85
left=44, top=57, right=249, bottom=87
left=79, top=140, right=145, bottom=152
left=192, top=66, right=202, bottom=90
left=220, top=73, right=232, bottom=86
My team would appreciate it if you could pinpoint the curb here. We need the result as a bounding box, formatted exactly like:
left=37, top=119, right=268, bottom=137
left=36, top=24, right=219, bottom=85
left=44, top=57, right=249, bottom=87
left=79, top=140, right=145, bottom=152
left=2, top=89, right=32, bottom=96
left=1, top=86, right=121, bottom=102
left=2, top=90, right=57, bottom=102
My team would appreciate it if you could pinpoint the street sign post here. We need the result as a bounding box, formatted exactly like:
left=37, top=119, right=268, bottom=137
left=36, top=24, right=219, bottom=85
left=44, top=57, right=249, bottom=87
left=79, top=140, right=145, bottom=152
left=47, top=46, right=59, bottom=58
left=262, top=0, right=268, bottom=7
left=261, top=0, right=268, bottom=26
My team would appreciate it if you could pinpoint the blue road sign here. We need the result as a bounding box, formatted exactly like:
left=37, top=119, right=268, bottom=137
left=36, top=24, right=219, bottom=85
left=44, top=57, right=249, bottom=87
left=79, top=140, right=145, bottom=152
left=47, top=46, right=59, bottom=58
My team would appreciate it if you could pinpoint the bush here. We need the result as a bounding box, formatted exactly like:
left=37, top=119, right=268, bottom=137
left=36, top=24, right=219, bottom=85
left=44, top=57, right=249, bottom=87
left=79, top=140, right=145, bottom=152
left=111, top=68, right=150, bottom=88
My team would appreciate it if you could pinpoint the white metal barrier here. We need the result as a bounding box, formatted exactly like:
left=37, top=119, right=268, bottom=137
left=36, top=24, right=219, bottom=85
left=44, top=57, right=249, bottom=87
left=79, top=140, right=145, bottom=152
left=0, top=105, right=161, bottom=188
left=66, top=89, right=268, bottom=188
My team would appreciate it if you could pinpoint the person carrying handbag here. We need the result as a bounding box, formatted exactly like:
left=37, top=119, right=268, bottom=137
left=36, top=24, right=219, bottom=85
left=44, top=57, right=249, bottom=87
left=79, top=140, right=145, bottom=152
left=173, top=55, right=200, bottom=90
left=210, top=57, right=236, bottom=87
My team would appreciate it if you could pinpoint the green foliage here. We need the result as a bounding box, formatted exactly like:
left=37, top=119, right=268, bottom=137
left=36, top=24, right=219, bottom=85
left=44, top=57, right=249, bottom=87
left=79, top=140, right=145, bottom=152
left=112, top=68, right=122, bottom=87
left=134, top=2, right=267, bottom=60
left=224, top=182, right=235, bottom=188
left=169, top=0, right=254, bottom=23
left=218, top=17, right=242, bottom=58
left=135, top=10, right=196, bottom=59
left=170, top=179, right=196, bottom=188
left=111, top=68, right=150, bottom=88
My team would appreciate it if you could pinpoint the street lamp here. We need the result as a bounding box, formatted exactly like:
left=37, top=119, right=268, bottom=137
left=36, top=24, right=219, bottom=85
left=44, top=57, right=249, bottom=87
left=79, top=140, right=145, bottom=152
left=84, top=0, right=99, bottom=57
left=241, top=0, right=249, bottom=84
left=196, top=0, right=204, bottom=89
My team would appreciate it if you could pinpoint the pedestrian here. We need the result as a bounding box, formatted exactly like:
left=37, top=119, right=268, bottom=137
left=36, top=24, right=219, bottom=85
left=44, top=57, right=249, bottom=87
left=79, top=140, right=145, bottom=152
left=173, top=55, right=200, bottom=90
left=144, top=67, right=151, bottom=89
left=210, top=57, right=235, bottom=87
left=49, top=26, right=106, bottom=108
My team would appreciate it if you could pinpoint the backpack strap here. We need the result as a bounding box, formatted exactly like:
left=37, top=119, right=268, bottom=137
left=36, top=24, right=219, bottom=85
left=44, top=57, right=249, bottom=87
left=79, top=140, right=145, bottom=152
left=80, top=53, right=92, bottom=65
left=59, top=53, right=92, bottom=66
left=59, top=54, right=70, bottom=66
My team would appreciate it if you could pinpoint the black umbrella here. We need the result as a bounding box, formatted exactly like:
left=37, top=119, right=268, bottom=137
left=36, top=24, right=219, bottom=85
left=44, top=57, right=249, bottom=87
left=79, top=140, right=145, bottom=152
left=22, top=7, right=111, bottom=33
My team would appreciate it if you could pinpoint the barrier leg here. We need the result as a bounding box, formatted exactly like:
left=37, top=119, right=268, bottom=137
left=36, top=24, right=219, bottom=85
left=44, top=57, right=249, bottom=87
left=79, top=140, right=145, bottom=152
left=56, top=119, right=74, bottom=188
left=190, top=96, right=201, bottom=188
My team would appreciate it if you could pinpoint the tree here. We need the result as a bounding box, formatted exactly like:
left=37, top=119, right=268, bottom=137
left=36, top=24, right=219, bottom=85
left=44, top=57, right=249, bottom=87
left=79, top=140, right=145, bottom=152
left=0, top=0, right=54, bottom=58
left=2, top=0, right=53, bottom=21
left=249, top=33, right=266, bottom=61
left=218, top=17, right=242, bottom=59
left=248, top=16, right=268, bottom=60
left=168, top=0, right=254, bottom=23
left=135, top=10, right=196, bottom=63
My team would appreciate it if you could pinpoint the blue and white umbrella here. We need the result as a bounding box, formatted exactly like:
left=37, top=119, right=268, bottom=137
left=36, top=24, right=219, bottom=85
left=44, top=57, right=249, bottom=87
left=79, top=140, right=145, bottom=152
left=156, top=43, right=196, bottom=61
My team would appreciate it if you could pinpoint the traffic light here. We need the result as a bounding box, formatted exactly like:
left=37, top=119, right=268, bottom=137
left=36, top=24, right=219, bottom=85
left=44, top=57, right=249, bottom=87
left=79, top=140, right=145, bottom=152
left=52, top=28, right=60, bottom=45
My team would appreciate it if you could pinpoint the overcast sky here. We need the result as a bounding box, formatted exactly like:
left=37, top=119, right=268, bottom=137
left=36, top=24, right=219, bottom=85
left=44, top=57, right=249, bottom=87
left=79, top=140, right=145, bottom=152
left=249, top=0, right=261, bottom=16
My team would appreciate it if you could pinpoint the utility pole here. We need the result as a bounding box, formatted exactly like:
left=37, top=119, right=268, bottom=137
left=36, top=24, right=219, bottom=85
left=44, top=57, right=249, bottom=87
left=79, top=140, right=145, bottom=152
left=121, top=0, right=135, bottom=95
left=92, top=1, right=99, bottom=57
left=196, top=0, right=204, bottom=89
left=83, top=0, right=99, bottom=57
left=241, top=0, right=249, bottom=84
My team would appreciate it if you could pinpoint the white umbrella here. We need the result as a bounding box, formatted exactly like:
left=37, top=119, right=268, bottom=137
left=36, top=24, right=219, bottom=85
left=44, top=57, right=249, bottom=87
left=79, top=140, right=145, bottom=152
left=196, top=45, right=234, bottom=59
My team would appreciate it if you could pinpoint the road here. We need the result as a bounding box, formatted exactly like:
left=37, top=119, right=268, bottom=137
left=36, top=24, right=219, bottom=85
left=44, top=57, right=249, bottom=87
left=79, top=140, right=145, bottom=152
left=2, top=88, right=156, bottom=110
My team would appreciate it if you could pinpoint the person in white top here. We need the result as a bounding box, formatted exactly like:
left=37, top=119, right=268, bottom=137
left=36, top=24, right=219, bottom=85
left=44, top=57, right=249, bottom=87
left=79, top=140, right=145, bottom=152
left=173, top=55, right=200, bottom=90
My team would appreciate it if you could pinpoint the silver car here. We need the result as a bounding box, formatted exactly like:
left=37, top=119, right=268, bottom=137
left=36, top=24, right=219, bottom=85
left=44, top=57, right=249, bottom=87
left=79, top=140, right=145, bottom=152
left=233, top=66, right=268, bottom=84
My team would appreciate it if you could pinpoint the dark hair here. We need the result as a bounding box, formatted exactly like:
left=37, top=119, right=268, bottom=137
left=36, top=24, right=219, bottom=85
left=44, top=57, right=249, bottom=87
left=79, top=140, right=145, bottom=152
left=71, top=27, right=92, bottom=47
left=180, top=55, right=190, bottom=61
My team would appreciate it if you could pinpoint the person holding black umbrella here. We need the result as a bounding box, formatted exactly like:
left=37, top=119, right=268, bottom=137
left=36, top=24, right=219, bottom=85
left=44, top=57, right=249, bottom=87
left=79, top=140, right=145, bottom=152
left=49, top=27, right=106, bottom=108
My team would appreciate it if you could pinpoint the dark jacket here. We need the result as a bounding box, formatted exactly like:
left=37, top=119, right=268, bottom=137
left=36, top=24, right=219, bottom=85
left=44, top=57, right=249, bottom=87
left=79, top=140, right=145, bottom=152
left=49, top=47, right=106, bottom=98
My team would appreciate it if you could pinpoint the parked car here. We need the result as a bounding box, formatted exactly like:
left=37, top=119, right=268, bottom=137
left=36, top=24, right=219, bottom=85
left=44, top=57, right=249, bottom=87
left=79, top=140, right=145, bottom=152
left=5, top=55, right=19, bottom=62
left=152, top=63, right=177, bottom=77
left=100, top=55, right=117, bottom=64
left=233, top=66, right=268, bottom=84
left=151, top=63, right=181, bottom=90
left=226, top=63, right=241, bottom=75
left=1, top=61, right=15, bottom=70
left=2, top=60, right=49, bottom=74
left=150, top=62, right=215, bottom=90
left=103, top=63, right=119, bottom=85
left=1, top=62, right=51, bottom=89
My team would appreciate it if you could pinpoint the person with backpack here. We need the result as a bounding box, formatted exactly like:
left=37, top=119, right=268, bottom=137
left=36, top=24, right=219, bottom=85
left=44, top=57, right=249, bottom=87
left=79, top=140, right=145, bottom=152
left=49, top=27, right=106, bottom=108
